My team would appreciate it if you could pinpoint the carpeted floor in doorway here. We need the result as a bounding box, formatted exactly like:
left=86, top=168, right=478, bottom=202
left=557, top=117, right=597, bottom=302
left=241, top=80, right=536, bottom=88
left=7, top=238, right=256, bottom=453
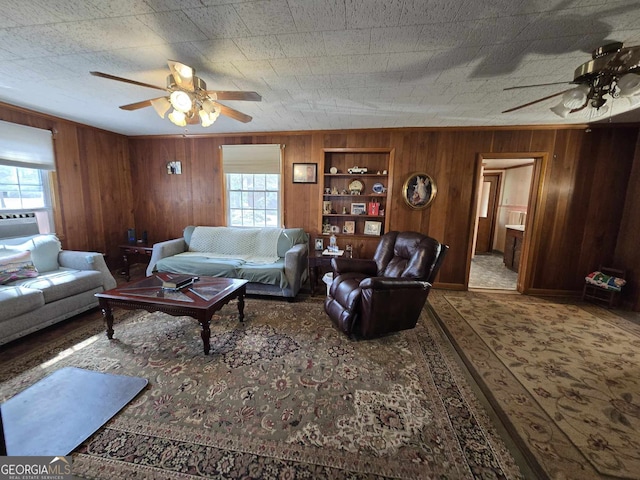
left=0, top=297, right=521, bottom=480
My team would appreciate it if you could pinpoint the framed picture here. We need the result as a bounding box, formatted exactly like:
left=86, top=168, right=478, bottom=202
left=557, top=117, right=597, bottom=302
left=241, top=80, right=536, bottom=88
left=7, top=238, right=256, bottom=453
left=402, top=172, right=437, bottom=209
left=343, top=221, right=355, bottom=234
left=364, top=220, right=382, bottom=236
left=292, top=163, right=317, bottom=183
left=350, top=202, right=366, bottom=215
left=314, top=238, right=324, bottom=250
left=322, top=201, right=333, bottom=214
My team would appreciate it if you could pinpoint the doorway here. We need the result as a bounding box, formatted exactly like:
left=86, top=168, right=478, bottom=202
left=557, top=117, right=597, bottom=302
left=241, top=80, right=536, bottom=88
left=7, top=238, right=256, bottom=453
left=469, top=157, right=535, bottom=291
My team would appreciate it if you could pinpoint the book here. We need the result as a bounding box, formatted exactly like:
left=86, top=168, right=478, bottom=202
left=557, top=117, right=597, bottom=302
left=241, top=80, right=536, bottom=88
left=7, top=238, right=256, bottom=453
left=322, top=249, right=344, bottom=256
left=162, top=274, right=196, bottom=289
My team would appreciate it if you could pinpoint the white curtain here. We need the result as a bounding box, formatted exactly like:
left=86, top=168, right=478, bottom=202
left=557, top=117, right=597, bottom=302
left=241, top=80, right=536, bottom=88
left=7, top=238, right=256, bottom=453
left=0, top=120, right=55, bottom=170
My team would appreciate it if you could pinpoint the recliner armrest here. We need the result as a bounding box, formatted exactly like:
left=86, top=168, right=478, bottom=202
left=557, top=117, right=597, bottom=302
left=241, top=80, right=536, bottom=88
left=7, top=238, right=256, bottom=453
left=360, top=277, right=431, bottom=290
left=146, top=238, right=187, bottom=276
left=331, top=258, right=377, bottom=276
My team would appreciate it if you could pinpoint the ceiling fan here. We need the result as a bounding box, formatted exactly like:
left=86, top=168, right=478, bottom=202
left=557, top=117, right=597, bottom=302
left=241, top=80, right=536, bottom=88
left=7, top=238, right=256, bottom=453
left=90, top=60, right=261, bottom=127
left=503, top=42, right=640, bottom=118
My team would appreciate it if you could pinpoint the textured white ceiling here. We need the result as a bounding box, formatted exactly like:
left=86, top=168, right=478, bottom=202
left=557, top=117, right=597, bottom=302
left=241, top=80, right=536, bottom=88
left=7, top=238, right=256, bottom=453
left=1, top=0, right=639, bottom=136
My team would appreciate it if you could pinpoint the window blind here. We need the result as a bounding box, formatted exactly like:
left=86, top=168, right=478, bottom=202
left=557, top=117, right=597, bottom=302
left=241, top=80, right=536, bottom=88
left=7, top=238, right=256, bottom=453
left=0, top=120, right=55, bottom=170
left=221, top=144, right=281, bottom=174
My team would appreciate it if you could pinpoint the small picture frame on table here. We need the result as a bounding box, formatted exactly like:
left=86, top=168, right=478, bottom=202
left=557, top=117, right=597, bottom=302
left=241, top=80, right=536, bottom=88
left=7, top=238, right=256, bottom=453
left=292, top=163, right=318, bottom=183
left=364, top=220, right=382, bottom=236
left=314, top=238, right=324, bottom=250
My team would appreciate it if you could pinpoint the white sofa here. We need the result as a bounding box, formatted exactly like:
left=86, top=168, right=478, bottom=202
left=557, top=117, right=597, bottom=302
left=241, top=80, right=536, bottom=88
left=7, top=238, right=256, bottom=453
left=0, top=234, right=116, bottom=345
left=147, top=226, right=308, bottom=299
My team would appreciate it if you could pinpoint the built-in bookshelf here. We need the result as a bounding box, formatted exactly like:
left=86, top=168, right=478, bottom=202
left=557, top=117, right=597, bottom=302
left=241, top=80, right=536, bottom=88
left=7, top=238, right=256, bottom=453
left=320, top=148, right=394, bottom=246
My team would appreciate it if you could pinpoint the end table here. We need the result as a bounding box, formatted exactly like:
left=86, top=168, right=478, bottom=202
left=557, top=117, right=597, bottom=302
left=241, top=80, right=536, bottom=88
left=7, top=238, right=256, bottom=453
left=309, top=250, right=344, bottom=296
left=119, top=243, right=154, bottom=281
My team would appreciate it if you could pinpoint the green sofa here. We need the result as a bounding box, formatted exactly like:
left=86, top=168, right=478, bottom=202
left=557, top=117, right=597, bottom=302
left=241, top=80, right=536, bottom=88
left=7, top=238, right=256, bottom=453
left=147, top=226, right=309, bottom=299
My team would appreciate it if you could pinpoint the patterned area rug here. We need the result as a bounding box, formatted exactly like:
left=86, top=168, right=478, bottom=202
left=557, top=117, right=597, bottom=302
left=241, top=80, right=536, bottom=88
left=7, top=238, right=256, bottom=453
left=0, top=298, right=522, bottom=479
left=429, top=291, right=640, bottom=480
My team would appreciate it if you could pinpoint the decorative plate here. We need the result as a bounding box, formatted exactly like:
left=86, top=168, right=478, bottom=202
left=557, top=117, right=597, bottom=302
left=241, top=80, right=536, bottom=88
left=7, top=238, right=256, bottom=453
left=329, top=166, right=338, bottom=174
left=348, top=179, right=364, bottom=194
left=372, top=182, right=384, bottom=194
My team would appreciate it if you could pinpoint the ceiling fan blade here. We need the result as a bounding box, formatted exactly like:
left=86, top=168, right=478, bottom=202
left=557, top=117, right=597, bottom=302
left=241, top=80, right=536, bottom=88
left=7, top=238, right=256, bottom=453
left=119, top=97, right=166, bottom=111
left=90, top=71, right=166, bottom=91
left=214, top=102, right=253, bottom=123
left=168, top=60, right=195, bottom=92
left=502, top=88, right=575, bottom=113
left=504, top=81, right=575, bottom=91
left=206, top=91, right=262, bottom=101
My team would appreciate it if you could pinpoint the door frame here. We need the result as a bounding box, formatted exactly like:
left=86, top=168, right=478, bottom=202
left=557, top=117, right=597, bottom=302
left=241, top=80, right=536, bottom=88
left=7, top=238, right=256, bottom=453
left=467, top=152, right=549, bottom=293
left=474, top=172, right=502, bottom=254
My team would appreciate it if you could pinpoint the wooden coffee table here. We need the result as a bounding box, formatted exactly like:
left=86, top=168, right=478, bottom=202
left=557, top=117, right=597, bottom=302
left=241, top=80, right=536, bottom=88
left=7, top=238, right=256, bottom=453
left=95, top=274, right=248, bottom=355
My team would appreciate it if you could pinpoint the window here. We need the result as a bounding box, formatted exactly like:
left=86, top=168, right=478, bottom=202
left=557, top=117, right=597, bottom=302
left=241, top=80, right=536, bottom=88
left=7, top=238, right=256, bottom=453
left=226, top=173, right=280, bottom=227
left=0, top=120, right=55, bottom=233
left=221, top=144, right=282, bottom=228
left=0, top=165, right=49, bottom=210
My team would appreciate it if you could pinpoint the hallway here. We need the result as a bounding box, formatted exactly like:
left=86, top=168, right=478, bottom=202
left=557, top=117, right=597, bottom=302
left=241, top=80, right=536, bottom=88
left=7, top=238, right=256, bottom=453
left=469, top=253, right=517, bottom=290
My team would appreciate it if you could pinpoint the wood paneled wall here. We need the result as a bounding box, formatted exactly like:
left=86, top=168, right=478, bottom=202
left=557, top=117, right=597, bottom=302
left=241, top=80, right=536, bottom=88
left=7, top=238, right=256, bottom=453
left=0, top=103, right=133, bottom=263
left=3, top=101, right=639, bottom=308
left=129, top=126, right=639, bottom=303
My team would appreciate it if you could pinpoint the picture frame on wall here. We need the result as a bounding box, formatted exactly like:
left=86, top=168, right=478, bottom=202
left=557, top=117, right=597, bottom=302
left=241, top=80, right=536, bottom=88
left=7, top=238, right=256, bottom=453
left=314, top=238, right=324, bottom=250
left=364, top=220, right=382, bottom=236
left=292, top=163, right=318, bottom=183
left=402, top=172, right=437, bottom=209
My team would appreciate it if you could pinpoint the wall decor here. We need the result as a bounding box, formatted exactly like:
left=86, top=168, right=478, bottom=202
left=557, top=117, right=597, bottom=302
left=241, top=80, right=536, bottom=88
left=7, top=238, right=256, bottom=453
left=166, top=161, right=182, bottom=174
left=402, top=173, right=437, bottom=209
left=315, top=238, right=324, bottom=250
left=293, top=163, right=317, bottom=183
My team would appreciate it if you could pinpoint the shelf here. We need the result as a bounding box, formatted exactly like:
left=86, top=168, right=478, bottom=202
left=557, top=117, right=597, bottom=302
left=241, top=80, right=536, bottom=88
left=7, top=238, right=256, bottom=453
left=324, top=173, right=388, bottom=178
left=322, top=233, right=383, bottom=239
left=323, top=214, right=385, bottom=218
left=323, top=194, right=386, bottom=198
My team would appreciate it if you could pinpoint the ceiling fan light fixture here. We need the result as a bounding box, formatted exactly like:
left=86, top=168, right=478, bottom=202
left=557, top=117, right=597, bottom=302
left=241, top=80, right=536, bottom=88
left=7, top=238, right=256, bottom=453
left=168, top=110, right=187, bottom=127
left=169, top=90, right=193, bottom=113
left=150, top=97, right=171, bottom=118
left=617, top=73, right=640, bottom=96
left=550, top=101, right=571, bottom=118
left=562, top=85, right=589, bottom=109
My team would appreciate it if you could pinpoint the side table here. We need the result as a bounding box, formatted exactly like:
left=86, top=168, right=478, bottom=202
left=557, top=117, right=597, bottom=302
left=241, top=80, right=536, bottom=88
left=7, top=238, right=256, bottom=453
left=309, top=250, right=343, bottom=296
left=119, top=243, right=154, bottom=281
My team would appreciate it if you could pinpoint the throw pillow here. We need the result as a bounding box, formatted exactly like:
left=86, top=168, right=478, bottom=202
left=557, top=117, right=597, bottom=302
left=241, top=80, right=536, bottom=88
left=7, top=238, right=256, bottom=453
left=0, top=250, right=39, bottom=284
left=585, top=271, right=627, bottom=292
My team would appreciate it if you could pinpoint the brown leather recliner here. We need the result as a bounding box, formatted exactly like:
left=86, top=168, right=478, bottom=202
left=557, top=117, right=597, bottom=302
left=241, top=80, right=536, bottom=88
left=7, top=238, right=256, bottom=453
left=324, top=231, right=448, bottom=339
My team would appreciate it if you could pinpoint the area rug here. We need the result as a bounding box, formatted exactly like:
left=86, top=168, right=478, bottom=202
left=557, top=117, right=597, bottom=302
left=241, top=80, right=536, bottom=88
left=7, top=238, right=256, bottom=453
left=2, top=367, right=147, bottom=456
left=429, top=291, right=640, bottom=480
left=0, top=298, right=522, bottom=479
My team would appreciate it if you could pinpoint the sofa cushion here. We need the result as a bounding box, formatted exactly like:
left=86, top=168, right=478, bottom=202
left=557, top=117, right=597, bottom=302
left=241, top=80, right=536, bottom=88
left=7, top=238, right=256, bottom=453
left=0, top=285, right=44, bottom=322
left=238, top=259, right=288, bottom=288
left=188, top=227, right=283, bottom=264
left=156, top=255, right=243, bottom=277
left=0, top=250, right=39, bottom=284
left=0, top=234, right=61, bottom=272
left=13, top=268, right=104, bottom=303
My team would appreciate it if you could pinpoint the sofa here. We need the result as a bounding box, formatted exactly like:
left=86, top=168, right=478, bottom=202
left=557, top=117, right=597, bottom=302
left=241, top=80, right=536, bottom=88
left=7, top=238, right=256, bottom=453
left=0, top=234, right=117, bottom=345
left=147, top=226, right=308, bottom=299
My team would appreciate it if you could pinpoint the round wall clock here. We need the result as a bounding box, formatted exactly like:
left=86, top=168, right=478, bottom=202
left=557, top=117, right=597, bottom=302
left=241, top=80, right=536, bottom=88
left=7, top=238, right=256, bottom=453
left=348, top=179, right=364, bottom=194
